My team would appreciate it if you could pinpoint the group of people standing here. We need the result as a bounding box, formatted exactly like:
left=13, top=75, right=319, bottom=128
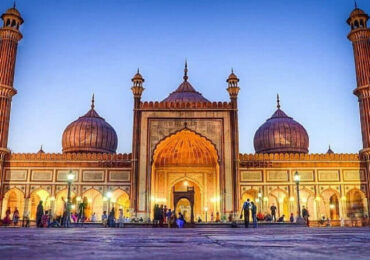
left=152, top=204, right=186, bottom=228
left=101, top=207, right=126, bottom=228
left=240, top=199, right=258, bottom=228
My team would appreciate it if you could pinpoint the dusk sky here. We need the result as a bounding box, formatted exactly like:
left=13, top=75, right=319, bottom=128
left=2, top=0, right=369, bottom=154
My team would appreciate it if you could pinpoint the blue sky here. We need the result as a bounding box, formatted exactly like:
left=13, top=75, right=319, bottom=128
left=1, top=0, right=368, bottom=154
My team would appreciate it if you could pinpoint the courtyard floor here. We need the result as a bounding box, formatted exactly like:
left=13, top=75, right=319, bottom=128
left=0, top=226, right=369, bottom=259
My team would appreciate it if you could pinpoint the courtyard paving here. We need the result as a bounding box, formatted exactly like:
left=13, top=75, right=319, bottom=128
left=0, top=226, right=369, bottom=259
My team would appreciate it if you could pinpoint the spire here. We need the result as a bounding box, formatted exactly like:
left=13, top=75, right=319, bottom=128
left=355, top=0, right=358, bottom=9
left=183, top=60, right=188, bottom=82
left=13, top=1, right=16, bottom=8
left=91, top=94, right=95, bottom=110
left=277, top=94, right=280, bottom=109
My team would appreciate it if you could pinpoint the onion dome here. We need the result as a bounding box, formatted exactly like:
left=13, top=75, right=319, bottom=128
left=327, top=145, right=334, bottom=154
left=254, top=95, right=309, bottom=154
left=162, top=61, right=209, bottom=102
left=62, top=95, right=118, bottom=153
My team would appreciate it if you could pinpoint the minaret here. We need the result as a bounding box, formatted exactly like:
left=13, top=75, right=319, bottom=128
left=0, top=6, right=23, bottom=155
left=347, top=6, right=370, bottom=156
left=131, top=69, right=144, bottom=214
left=226, top=69, right=240, bottom=214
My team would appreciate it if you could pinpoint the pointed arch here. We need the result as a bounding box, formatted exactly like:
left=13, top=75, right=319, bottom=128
left=2, top=188, right=25, bottom=219
left=82, top=188, right=103, bottom=221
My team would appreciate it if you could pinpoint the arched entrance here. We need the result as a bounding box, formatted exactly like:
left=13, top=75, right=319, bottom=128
left=174, top=186, right=194, bottom=223
left=346, top=189, right=367, bottom=218
left=151, top=129, right=219, bottom=222
left=2, top=188, right=24, bottom=218
left=30, top=189, right=50, bottom=220
left=112, top=189, right=130, bottom=219
left=329, top=194, right=340, bottom=220
left=82, top=189, right=103, bottom=221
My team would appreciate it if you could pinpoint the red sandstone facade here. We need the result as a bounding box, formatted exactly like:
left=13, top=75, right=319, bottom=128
left=0, top=5, right=368, bottom=224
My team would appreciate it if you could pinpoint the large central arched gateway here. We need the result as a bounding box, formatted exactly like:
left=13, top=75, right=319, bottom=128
left=151, top=129, right=220, bottom=221
left=131, top=67, right=240, bottom=219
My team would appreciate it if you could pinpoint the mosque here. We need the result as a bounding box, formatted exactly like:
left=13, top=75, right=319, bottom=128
left=0, top=5, right=369, bottom=224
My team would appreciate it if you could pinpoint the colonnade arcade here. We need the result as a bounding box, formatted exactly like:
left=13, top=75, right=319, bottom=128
left=151, top=129, right=220, bottom=222
left=1, top=187, right=131, bottom=221
left=241, top=187, right=368, bottom=221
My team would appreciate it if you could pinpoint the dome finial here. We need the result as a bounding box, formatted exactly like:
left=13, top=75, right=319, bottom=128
left=183, top=59, right=188, bottom=81
left=13, top=1, right=16, bottom=8
left=91, top=94, right=95, bottom=110
left=277, top=94, right=280, bottom=109
left=355, top=0, right=358, bottom=9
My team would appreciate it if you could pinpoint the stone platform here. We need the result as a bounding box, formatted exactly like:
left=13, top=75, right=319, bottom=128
left=0, top=226, right=369, bottom=259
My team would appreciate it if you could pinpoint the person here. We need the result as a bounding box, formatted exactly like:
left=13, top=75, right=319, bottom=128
left=289, top=213, right=294, bottom=223
left=108, top=208, right=115, bottom=227
left=240, top=198, right=251, bottom=228
left=251, top=201, right=257, bottom=228
left=277, top=214, right=285, bottom=222
left=153, top=204, right=160, bottom=227
left=102, top=211, right=108, bottom=227
left=36, top=201, right=44, bottom=227
left=197, top=216, right=202, bottom=223
left=77, top=201, right=85, bottom=224
left=3, top=207, right=11, bottom=225
left=264, top=213, right=272, bottom=222
left=210, top=212, right=214, bottom=222
left=270, top=204, right=277, bottom=222
left=118, top=208, right=124, bottom=228
left=215, top=212, right=220, bottom=222
left=91, top=212, right=97, bottom=222
left=163, top=205, right=167, bottom=224
left=257, top=212, right=265, bottom=221
left=48, top=216, right=61, bottom=228
left=41, top=210, right=49, bottom=228
left=71, top=212, right=78, bottom=223
left=22, top=211, right=30, bottom=227
left=167, top=209, right=173, bottom=228
left=176, top=212, right=185, bottom=228
left=302, top=206, right=310, bottom=227
left=159, top=205, right=164, bottom=227
left=12, top=207, right=20, bottom=226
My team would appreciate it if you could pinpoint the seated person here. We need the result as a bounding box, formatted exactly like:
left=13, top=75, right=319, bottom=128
left=277, top=215, right=285, bottom=222
left=264, top=214, right=272, bottom=222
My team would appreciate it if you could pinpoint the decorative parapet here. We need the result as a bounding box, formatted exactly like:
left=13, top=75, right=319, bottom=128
left=140, top=101, right=232, bottom=110
left=6, top=152, right=132, bottom=161
left=239, top=153, right=360, bottom=162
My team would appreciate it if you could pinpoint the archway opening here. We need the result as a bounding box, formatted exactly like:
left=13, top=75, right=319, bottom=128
left=329, top=194, right=340, bottom=220
left=55, top=189, right=75, bottom=217
left=112, top=189, right=130, bottom=219
left=2, top=188, right=24, bottom=219
left=30, top=189, right=50, bottom=220
left=82, top=189, right=103, bottom=221
left=175, top=198, right=192, bottom=223
left=151, top=129, right=219, bottom=222
left=346, top=189, right=366, bottom=218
